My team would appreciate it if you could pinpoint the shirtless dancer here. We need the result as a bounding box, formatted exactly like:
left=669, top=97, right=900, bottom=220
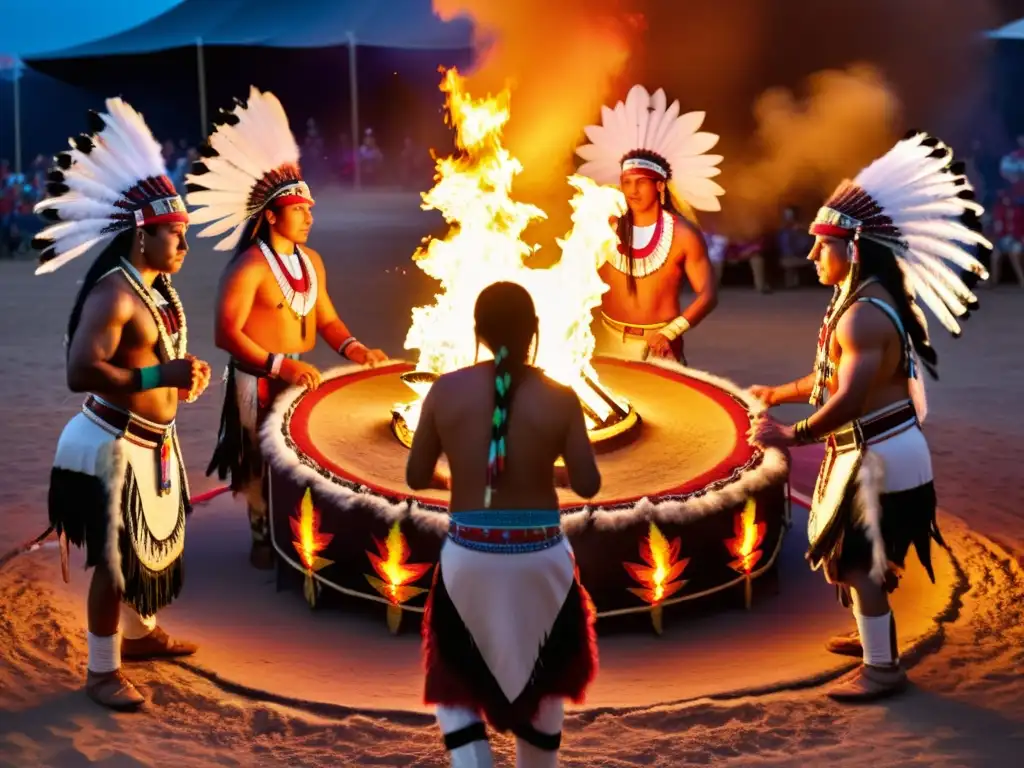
left=576, top=85, right=725, bottom=363
left=35, top=99, right=211, bottom=710
left=751, top=132, right=990, bottom=701
left=187, top=88, right=386, bottom=567
left=408, top=281, right=601, bottom=767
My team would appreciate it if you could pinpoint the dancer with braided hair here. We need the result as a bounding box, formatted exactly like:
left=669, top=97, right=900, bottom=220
left=407, top=282, right=601, bottom=767
left=750, top=132, right=991, bottom=701
left=576, top=86, right=725, bottom=364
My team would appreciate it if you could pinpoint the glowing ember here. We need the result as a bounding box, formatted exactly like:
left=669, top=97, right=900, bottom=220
left=725, top=498, right=767, bottom=575
left=290, top=488, right=334, bottom=607
left=397, top=68, right=628, bottom=434
left=365, top=522, right=433, bottom=633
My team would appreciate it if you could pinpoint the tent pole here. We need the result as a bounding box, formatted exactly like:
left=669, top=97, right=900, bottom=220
left=12, top=64, right=22, bottom=175
left=347, top=31, right=361, bottom=190
left=196, top=37, right=208, bottom=139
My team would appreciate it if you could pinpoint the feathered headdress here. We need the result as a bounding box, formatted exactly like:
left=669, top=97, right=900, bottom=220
left=810, top=131, right=991, bottom=336
left=185, top=87, right=313, bottom=251
left=575, top=85, right=725, bottom=213
left=32, top=99, right=187, bottom=275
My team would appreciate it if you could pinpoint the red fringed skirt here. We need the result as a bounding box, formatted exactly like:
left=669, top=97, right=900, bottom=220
left=422, top=537, right=598, bottom=733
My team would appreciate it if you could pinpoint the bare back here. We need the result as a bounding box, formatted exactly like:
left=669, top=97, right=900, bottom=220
left=406, top=363, right=600, bottom=512
left=216, top=245, right=317, bottom=356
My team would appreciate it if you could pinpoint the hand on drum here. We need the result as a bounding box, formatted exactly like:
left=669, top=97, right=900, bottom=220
left=347, top=342, right=389, bottom=368
left=747, top=384, right=777, bottom=407
left=748, top=414, right=795, bottom=448
left=646, top=332, right=675, bottom=359
left=280, top=358, right=323, bottom=391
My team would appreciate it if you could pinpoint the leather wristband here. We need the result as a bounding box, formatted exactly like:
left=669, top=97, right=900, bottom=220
left=133, top=365, right=163, bottom=392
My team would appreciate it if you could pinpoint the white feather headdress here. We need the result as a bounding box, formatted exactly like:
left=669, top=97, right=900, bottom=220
left=810, top=131, right=991, bottom=337
left=185, top=87, right=313, bottom=251
left=32, top=98, right=186, bottom=275
left=575, top=84, right=725, bottom=213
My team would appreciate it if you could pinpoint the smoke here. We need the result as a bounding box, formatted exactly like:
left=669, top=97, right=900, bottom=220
left=721, top=65, right=900, bottom=238
left=635, top=0, right=1003, bottom=237
left=434, top=0, right=1003, bottom=240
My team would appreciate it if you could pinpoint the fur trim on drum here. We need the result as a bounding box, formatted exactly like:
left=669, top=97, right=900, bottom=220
left=259, top=357, right=788, bottom=536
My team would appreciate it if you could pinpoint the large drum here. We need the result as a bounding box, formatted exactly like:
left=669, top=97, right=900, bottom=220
left=261, top=357, right=790, bottom=626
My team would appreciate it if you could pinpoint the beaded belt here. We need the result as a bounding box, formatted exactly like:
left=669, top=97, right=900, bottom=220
left=83, top=395, right=174, bottom=448
left=83, top=395, right=176, bottom=496
left=448, top=510, right=564, bottom=554
left=829, top=401, right=917, bottom=453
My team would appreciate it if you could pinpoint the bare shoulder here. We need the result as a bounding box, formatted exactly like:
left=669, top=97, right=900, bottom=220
left=669, top=214, right=707, bottom=259
left=222, top=245, right=269, bottom=282
left=300, top=245, right=327, bottom=273
left=89, top=271, right=140, bottom=321
left=533, top=369, right=578, bottom=407
left=836, top=299, right=897, bottom=350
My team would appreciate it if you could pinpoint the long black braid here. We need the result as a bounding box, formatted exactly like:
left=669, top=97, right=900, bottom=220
left=473, top=282, right=538, bottom=507
left=616, top=149, right=682, bottom=295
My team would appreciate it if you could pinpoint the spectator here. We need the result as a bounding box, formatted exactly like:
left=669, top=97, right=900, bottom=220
left=358, top=128, right=384, bottom=184
left=776, top=206, right=814, bottom=289
left=987, top=190, right=1024, bottom=288
left=998, top=135, right=1024, bottom=201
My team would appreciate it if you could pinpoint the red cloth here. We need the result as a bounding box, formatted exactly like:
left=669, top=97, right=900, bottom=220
left=993, top=194, right=1024, bottom=241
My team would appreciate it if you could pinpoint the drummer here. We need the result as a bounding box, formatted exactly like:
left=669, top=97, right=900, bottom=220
left=186, top=87, right=387, bottom=568
left=407, top=281, right=600, bottom=768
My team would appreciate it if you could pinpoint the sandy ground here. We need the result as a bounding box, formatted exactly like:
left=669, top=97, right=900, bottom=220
left=1, top=188, right=1023, bottom=766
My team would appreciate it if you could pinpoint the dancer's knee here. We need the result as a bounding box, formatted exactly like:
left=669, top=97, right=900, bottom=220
left=513, top=697, right=564, bottom=754
left=436, top=705, right=492, bottom=765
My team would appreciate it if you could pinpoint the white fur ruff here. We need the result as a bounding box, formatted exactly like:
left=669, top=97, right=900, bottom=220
left=259, top=357, right=787, bottom=538
left=52, top=413, right=129, bottom=592
left=576, top=84, right=725, bottom=212
left=852, top=451, right=888, bottom=584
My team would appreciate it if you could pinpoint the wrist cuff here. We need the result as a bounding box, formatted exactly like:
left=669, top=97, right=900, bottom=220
left=268, top=354, right=284, bottom=378
left=134, top=365, right=163, bottom=392
left=660, top=316, right=691, bottom=341
left=794, top=418, right=816, bottom=444
left=337, top=337, right=359, bottom=359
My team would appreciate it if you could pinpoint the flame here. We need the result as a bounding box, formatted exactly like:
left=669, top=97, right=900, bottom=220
left=725, top=498, right=767, bottom=574
left=365, top=521, right=433, bottom=606
left=399, top=68, right=626, bottom=430
left=624, top=521, right=689, bottom=605
left=290, top=488, right=334, bottom=572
